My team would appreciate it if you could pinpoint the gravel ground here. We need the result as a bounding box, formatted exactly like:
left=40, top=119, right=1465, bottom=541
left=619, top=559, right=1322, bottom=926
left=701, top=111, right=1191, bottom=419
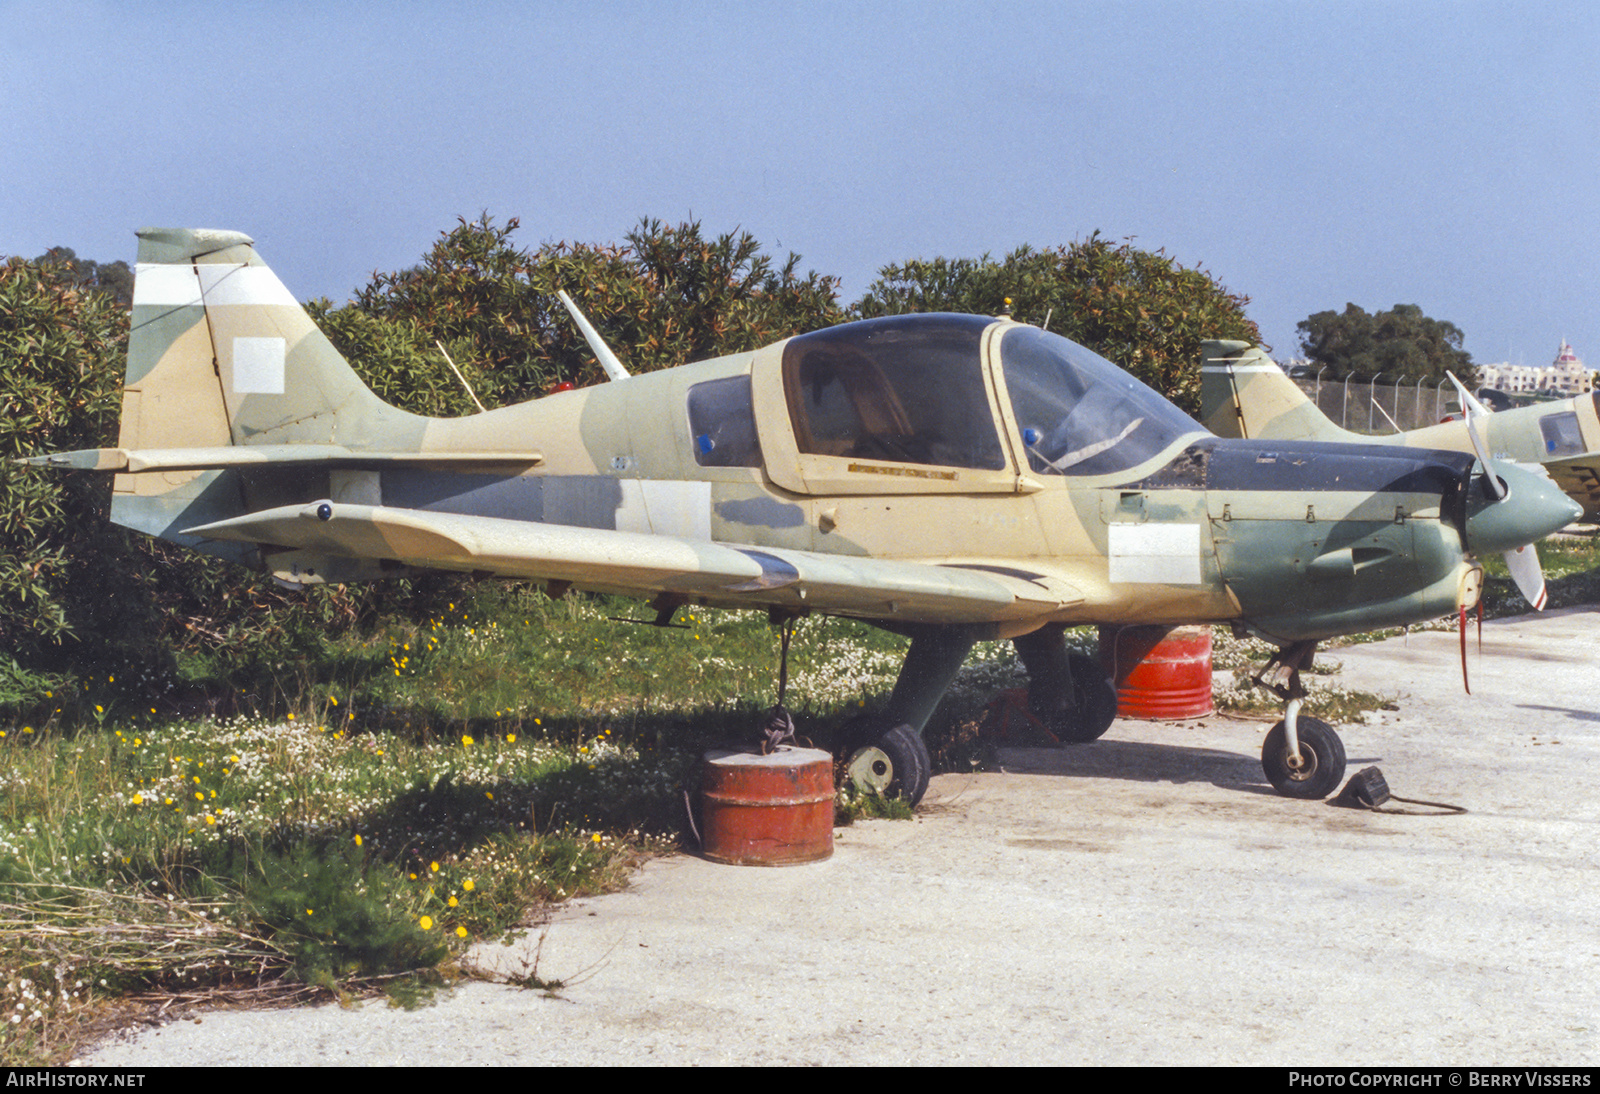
left=79, top=608, right=1600, bottom=1066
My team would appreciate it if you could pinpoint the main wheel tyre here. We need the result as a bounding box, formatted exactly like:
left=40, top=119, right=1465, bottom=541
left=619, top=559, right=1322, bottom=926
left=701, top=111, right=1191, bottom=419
left=1261, top=716, right=1346, bottom=799
left=1031, top=653, right=1119, bottom=744
left=844, top=723, right=931, bottom=806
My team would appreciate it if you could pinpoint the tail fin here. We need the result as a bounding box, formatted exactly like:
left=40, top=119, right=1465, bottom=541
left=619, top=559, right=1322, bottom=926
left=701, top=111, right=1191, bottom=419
left=1200, top=340, right=1361, bottom=443
left=110, top=228, right=426, bottom=557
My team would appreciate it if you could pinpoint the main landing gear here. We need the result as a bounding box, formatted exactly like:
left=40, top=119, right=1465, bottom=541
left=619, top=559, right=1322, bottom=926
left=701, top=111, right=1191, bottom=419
left=1251, top=640, right=1348, bottom=799
left=832, top=623, right=1119, bottom=806
left=1012, top=624, right=1119, bottom=744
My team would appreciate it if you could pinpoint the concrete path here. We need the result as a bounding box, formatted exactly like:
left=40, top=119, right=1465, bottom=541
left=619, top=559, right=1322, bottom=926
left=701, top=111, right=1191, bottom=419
left=81, top=608, right=1600, bottom=1066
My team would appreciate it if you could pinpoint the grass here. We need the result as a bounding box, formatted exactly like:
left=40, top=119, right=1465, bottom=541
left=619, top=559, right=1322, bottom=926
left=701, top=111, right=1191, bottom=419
left=0, top=585, right=921, bottom=1063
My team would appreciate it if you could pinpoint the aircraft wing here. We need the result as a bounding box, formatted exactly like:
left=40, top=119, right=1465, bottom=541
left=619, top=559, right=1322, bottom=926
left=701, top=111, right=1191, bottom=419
left=183, top=502, right=1087, bottom=626
left=24, top=446, right=542, bottom=473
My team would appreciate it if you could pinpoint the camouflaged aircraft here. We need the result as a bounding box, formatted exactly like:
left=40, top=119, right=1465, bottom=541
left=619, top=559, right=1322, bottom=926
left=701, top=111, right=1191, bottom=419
left=29, top=229, right=1583, bottom=804
left=1201, top=340, right=1599, bottom=610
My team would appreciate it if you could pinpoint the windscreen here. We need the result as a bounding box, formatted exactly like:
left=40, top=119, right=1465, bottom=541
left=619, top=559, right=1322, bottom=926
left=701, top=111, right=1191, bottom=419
left=999, top=327, right=1203, bottom=477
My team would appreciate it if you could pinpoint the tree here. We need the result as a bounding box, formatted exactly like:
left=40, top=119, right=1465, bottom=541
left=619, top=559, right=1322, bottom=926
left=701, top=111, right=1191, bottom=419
left=316, top=215, right=845, bottom=415
left=32, top=246, right=134, bottom=307
left=0, top=253, right=128, bottom=666
left=1296, top=303, right=1474, bottom=385
left=853, top=234, right=1261, bottom=413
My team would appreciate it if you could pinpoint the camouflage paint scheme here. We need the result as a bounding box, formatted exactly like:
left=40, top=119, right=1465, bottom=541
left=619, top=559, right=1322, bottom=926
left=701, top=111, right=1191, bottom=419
left=1201, top=340, right=1600, bottom=521
left=30, top=230, right=1582, bottom=802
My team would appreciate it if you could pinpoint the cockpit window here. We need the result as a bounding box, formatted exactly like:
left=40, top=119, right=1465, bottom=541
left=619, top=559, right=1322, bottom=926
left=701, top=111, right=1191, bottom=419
left=1539, top=410, right=1584, bottom=458
left=687, top=376, right=762, bottom=467
left=781, top=315, right=1004, bottom=470
left=1000, top=326, right=1202, bottom=477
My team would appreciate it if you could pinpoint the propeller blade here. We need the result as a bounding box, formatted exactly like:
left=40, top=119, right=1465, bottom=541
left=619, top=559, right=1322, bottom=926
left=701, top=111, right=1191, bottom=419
left=1504, top=543, right=1549, bottom=610
left=1446, top=370, right=1492, bottom=420
left=1458, top=606, right=1471, bottom=695
left=1449, top=373, right=1505, bottom=500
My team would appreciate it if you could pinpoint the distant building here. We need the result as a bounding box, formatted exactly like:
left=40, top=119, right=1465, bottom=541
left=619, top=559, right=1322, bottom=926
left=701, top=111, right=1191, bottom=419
left=1478, top=341, right=1593, bottom=396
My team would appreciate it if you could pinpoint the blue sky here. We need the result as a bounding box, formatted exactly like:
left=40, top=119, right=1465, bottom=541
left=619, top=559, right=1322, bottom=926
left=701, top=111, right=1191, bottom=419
left=4, top=0, right=1595, bottom=367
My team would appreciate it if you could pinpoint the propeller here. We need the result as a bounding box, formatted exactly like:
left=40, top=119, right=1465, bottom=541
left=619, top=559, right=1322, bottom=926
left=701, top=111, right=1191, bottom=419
left=1448, top=372, right=1560, bottom=610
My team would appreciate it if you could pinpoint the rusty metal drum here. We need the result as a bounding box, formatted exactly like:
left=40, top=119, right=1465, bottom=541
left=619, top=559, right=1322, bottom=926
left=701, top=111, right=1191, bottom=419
left=700, top=746, right=834, bottom=866
left=1098, top=624, right=1215, bottom=720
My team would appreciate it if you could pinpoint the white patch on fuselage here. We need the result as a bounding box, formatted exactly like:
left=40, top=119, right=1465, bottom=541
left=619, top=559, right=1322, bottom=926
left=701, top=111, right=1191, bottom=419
left=617, top=480, right=712, bottom=540
left=232, top=337, right=286, bottom=394
left=1107, top=522, right=1202, bottom=584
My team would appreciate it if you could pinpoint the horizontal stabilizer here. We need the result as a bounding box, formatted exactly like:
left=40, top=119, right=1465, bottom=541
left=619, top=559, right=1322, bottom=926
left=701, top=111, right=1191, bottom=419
left=183, top=502, right=1083, bottom=625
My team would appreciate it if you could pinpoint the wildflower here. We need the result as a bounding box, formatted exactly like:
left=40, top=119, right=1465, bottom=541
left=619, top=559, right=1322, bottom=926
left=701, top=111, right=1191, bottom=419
left=430, top=862, right=439, bottom=873
left=353, top=834, right=363, bottom=847
left=447, top=896, right=458, bottom=908
left=506, top=734, right=516, bottom=743
left=591, top=833, right=602, bottom=844
left=131, top=793, right=143, bottom=805
left=419, top=916, right=433, bottom=930
left=456, top=926, right=468, bottom=938
left=306, top=909, right=314, bottom=916
left=462, top=879, right=475, bottom=892
left=485, top=791, right=494, bottom=800
left=461, top=735, right=474, bottom=746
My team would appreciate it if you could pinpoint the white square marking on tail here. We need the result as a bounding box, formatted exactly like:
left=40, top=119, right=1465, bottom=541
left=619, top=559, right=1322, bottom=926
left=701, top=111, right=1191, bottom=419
left=197, top=265, right=300, bottom=306
left=232, top=337, right=286, bottom=394
left=131, top=264, right=204, bottom=308
left=1107, top=522, right=1202, bottom=584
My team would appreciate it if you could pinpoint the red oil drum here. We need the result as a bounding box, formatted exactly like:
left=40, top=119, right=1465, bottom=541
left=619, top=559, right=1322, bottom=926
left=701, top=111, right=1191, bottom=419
left=700, top=746, right=834, bottom=866
left=1098, top=624, right=1215, bottom=720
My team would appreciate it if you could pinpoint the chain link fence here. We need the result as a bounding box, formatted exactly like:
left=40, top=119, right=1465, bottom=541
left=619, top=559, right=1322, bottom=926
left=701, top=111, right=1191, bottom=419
left=1291, top=376, right=1460, bottom=434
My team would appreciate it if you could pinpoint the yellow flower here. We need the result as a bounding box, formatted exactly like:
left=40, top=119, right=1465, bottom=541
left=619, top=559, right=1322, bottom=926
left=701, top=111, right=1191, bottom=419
left=462, top=879, right=475, bottom=892
left=456, top=926, right=468, bottom=938
left=485, top=791, right=494, bottom=800
left=591, top=833, right=602, bottom=843
left=131, top=793, right=143, bottom=805
left=461, top=735, right=474, bottom=746
left=430, top=861, right=439, bottom=873
left=419, top=916, right=433, bottom=930
left=194, top=791, right=204, bottom=801
left=447, top=896, right=458, bottom=907
left=353, top=834, right=363, bottom=847
left=306, top=909, right=314, bottom=916
left=204, top=815, right=215, bottom=826
left=506, top=734, right=516, bottom=744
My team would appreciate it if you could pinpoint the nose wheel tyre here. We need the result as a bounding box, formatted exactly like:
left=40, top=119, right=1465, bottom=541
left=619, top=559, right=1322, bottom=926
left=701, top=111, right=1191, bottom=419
left=1261, top=716, right=1346, bottom=799
left=843, top=723, right=931, bottom=806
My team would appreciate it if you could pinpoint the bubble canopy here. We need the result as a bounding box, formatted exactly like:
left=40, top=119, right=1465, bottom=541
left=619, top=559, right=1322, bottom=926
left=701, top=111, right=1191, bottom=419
left=779, top=314, right=1202, bottom=479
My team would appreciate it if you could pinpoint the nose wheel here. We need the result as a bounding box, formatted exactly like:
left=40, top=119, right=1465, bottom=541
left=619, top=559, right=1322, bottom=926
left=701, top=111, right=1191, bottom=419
left=1251, top=641, right=1348, bottom=800
left=1261, top=715, right=1346, bottom=799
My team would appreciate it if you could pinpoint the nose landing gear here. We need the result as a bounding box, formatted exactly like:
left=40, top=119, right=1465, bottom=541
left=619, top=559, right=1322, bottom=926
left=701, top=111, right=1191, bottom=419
left=1252, top=641, right=1348, bottom=799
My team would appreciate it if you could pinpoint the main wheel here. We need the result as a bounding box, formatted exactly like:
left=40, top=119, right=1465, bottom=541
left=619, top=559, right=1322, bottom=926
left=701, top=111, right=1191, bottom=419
left=1261, top=716, right=1346, bottom=799
left=1030, top=652, right=1119, bottom=744
left=843, top=722, right=931, bottom=806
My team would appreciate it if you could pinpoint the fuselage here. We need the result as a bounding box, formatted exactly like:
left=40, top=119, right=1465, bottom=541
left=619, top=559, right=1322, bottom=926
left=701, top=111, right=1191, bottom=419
left=224, top=314, right=1567, bottom=644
